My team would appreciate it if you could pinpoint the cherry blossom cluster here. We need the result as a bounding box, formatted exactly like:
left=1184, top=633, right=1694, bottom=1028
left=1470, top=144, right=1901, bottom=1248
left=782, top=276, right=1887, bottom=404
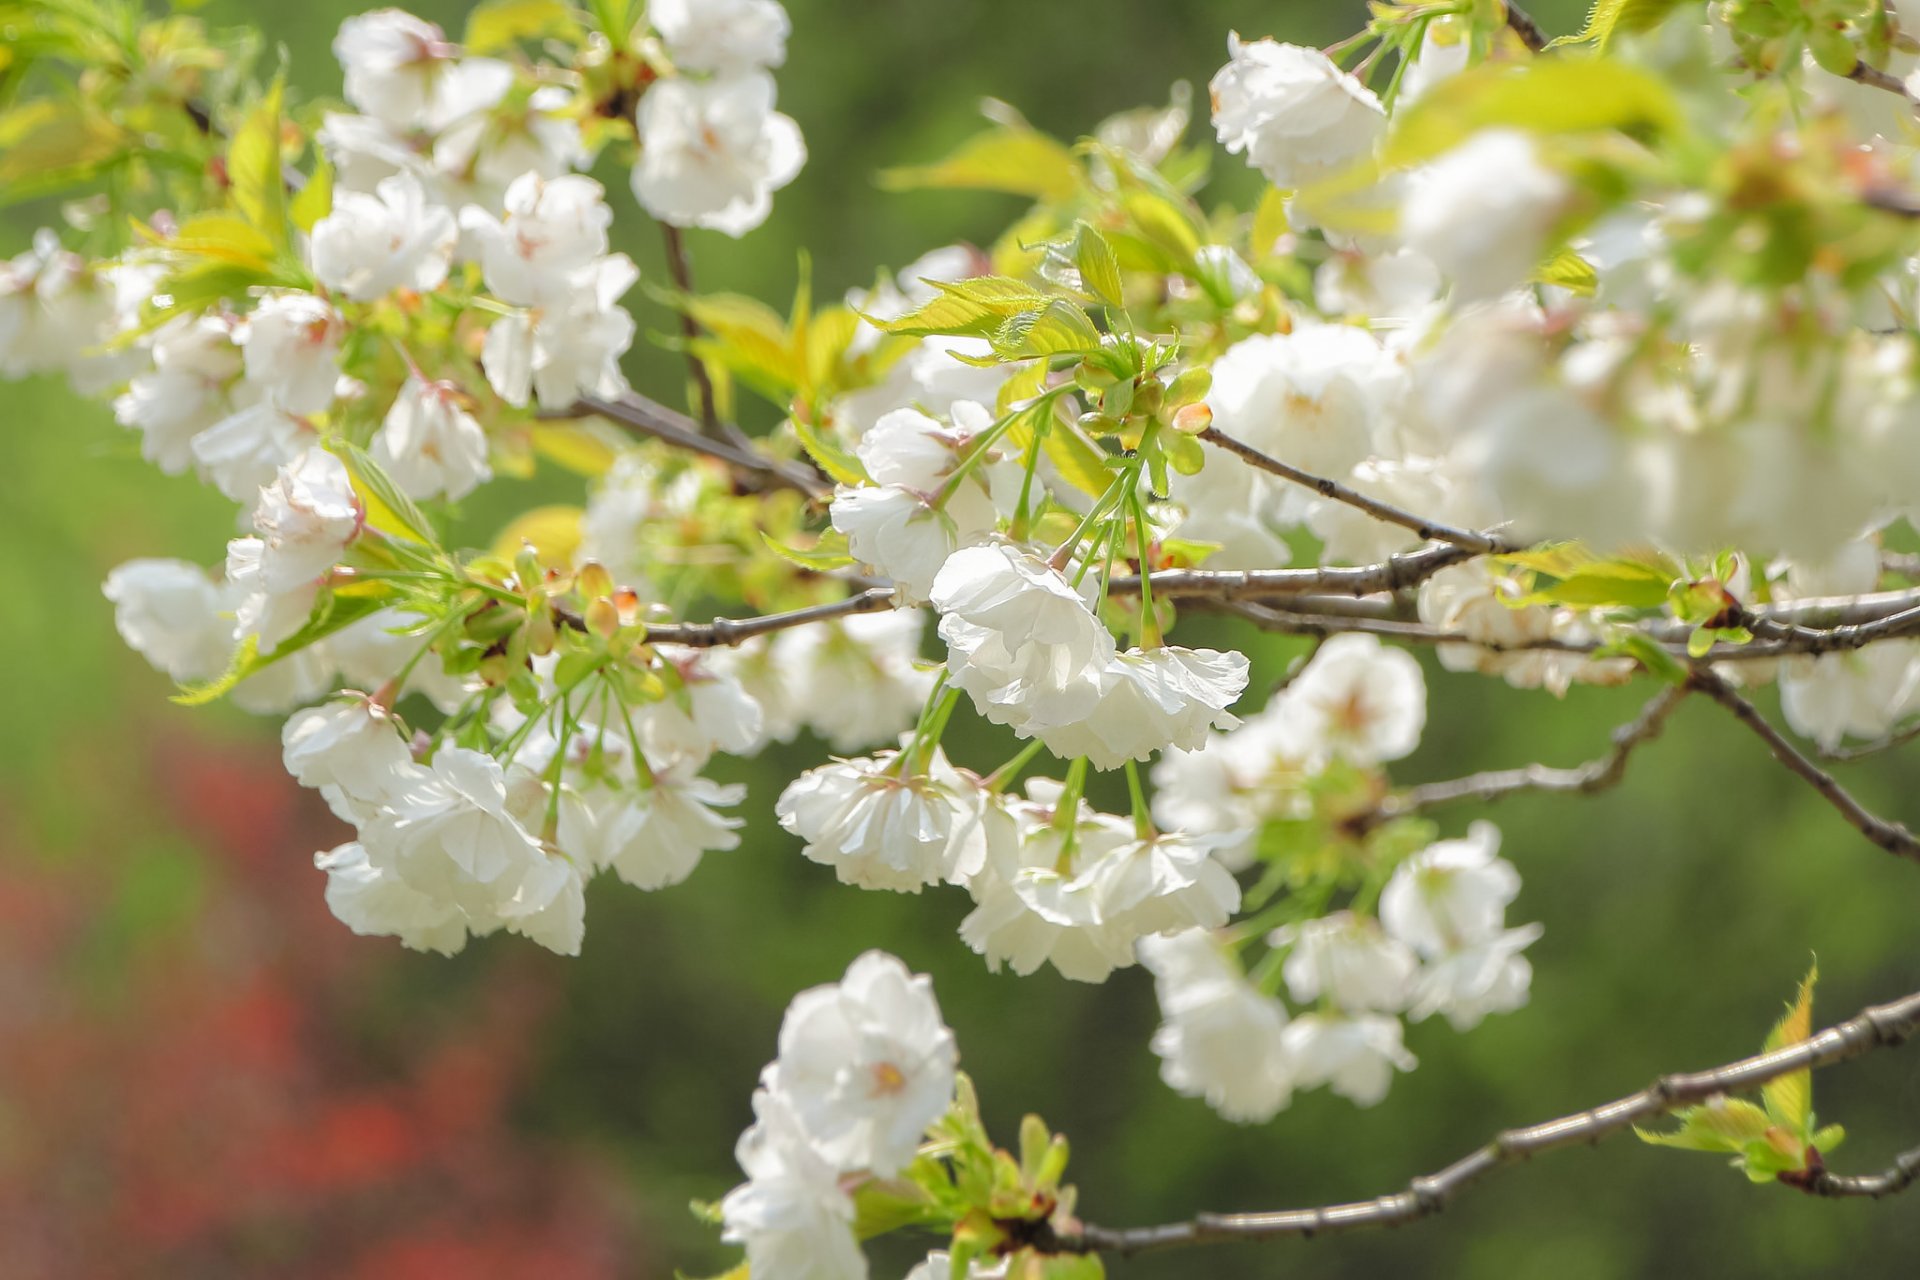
left=16, top=0, right=1920, bottom=1269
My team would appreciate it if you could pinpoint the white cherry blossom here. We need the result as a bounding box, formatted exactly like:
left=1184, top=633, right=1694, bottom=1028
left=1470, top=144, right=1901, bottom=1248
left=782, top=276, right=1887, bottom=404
left=248, top=447, right=363, bottom=589
left=460, top=173, right=613, bottom=309
left=1210, top=37, right=1384, bottom=189
left=720, top=1089, right=866, bottom=1280
left=763, top=950, right=957, bottom=1175
left=776, top=750, right=982, bottom=892
left=371, top=374, right=492, bottom=500
left=1274, top=912, right=1419, bottom=1013
left=315, top=842, right=471, bottom=956
left=1139, top=930, right=1294, bottom=1123
left=281, top=696, right=413, bottom=800
left=1402, top=129, right=1571, bottom=302
left=1282, top=1012, right=1417, bottom=1107
left=652, top=0, right=790, bottom=73
left=114, top=313, right=242, bottom=474
left=1279, top=633, right=1426, bottom=765
left=1380, top=822, right=1522, bottom=957
left=632, top=72, right=806, bottom=236
left=333, top=8, right=452, bottom=126
left=241, top=293, right=344, bottom=416
left=309, top=172, right=456, bottom=301
left=1409, top=923, right=1544, bottom=1032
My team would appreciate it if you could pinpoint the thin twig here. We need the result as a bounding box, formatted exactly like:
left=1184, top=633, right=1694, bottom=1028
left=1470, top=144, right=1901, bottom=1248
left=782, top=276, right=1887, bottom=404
left=1504, top=2, right=1549, bottom=52
left=1802, top=1144, right=1920, bottom=1198
left=640, top=588, right=897, bottom=648
left=1687, top=667, right=1920, bottom=863
left=1056, top=986, right=1920, bottom=1256
left=1356, top=684, right=1686, bottom=831
left=1110, top=543, right=1480, bottom=601
left=546, top=391, right=829, bottom=499
left=1847, top=58, right=1919, bottom=104
left=1195, top=425, right=1513, bottom=556
left=658, top=220, right=756, bottom=451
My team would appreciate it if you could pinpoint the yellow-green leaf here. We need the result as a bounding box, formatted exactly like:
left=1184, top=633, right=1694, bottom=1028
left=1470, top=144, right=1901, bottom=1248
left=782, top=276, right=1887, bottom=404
left=1383, top=58, right=1682, bottom=169
left=170, top=634, right=260, bottom=706
left=531, top=423, right=619, bottom=478
left=494, top=504, right=584, bottom=569
left=1551, top=0, right=1693, bottom=51
left=335, top=440, right=441, bottom=547
left=1072, top=222, right=1123, bottom=307
left=1536, top=246, right=1598, bottom=296
left=1761, top=960, right=1818, bottom=1134
left=289, top=155, right=334, bottom=234
left=790, top=416, right=867, bottom=487
left=760, top=528, right=855, bottom=572
left=879, top=125, right=1081, bottom=203
left=991, top=300, right=1102, bottom=360
left=876, top=276, right=1050, bottom=339
left=465, top=0, right=582, bottom=52
left=227, top=75, right=288, bottom=250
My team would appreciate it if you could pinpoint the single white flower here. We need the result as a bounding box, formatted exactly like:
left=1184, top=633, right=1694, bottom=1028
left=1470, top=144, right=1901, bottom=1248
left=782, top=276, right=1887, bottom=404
left=371, top=374, right=492, bottom=500
left=1076, top=831, right=1243, bottom=937
left=333, top=8, right=452, bottom=126
left=460, top=173, right=613, bottom=309
left=432, top=81, right=585, bottom=207
left=250, top=447, right=364, bottom=589
left=1409, top=922, right=1544, bottom=1031
left=114, top=313, right=242, bottom=474
left=316, top=110, right=432, bottom=194
left=480, top=254, right=638, bottom=408
left=1379, top=821, right=1521, bottom=956
left=1039, top=645, right=1249, bottom=769
left=316, top=842, right=471, bottom=956
left=225, top=536, right=321, bottom=653
left=593, top=766, right=746, bottom=890
left=770, top=611, right=936, bottom=752
left=1402, top=129, right=1570, bottom=302
left=1139, top=930, right=1294, bottom=1123
left=652, top=0, right=790, bottom=73
left=102, top=559, right=235, bottom=683
left=830, top=485, right=958, bottom=605
left=281, top=695, right=413, bottom=800
left=763, top=950, right=957, bottom=1175
left=1206, top=324, right=1403, bottom=485
left=958, top=798, right=1140, bottom=982
left=190, top=397, right=316, bottom=503
left=241, top=293, right=344, bottom=415
left=640, top=652, right=767, bottom=764
left=632, top=72, right=806, bottom=236
left=1210, top=36, right=1384, bottom=189
left=1274, top=911, right=1419, bottom=1013
left=932, top=542, right=1115, bottom=734
left=1778, top=643, right=1920, bottom=750
left=1282, top=1011, right=1417, bottom=1106
left=1150, top=709, right=1321, bottom=867
left=720, top=1089, right=867, bottom=1280
left=359, top=747, right=564, bottom=922
left=776, top=749, right=983, bottom=892
left=309, top=172, right=456, bottom=301
left=1279, top=633, right=1426, bottom=765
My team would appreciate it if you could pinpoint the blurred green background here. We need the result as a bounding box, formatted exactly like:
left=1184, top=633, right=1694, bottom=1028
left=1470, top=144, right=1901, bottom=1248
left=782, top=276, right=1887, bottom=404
left=4, top=1, right=1920, bottom=1276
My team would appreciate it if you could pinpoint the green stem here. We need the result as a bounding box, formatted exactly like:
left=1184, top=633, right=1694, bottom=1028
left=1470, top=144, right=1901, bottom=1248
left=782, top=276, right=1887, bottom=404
left=983, top=738, right=1048, bottom=794
left=1124, top=759, right=1154, bottom=840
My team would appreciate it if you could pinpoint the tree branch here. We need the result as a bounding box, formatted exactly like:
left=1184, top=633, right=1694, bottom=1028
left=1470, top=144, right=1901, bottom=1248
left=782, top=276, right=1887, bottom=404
left=546, top=391, right=830, bottom=499
left=1504, top=2, right=1549, bottom=53
left=640, top=588, right=898, bottom=648
left=1355, top=684, right=1686, bottom=831
left=1195, top=425, right=1514, bottom=556
left=1110, top=542, right=1479, bottom=601
left=1815, top=720, right=1920, bottom=763
left=658, top=220, right=759, bottom=452
left=1802, top=1144, right=1920, bottom=1199
left=1687, top=667, right=1920, bottom=864
left=1057, top=986, right=1920, bottom=1256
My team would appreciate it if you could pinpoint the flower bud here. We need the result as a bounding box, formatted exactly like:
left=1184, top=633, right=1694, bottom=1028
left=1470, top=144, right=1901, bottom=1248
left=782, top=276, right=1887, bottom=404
left=1166, top=367, right=1213, bottom=408
left=1172, top=402, right=1213, bottom=435
left=576, top=559, right=614, bottom=600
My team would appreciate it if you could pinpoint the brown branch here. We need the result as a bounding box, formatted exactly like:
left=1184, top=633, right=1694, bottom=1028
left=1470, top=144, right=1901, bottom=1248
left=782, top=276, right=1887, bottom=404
left=1057, top=986, right=1920, bottom=1256
left=1195, top=425, right=1513, bottom=556
left=1847, top=58, right=1918, bottom=103
left=639, top=588, right=898, bottom=648
left=1356, top=684, right=1686, bottom=831
left=658, top=220, right=757, bottom=452
left=1111, top=542, right=1480, bottom=601
left=1802, top=1144, right=1920, bottom=1199
left=1504, top=2, right=1549, bottom=53
left=546, top=391, right=829, bottom=499
left=1687, top=667, right=1920, bottom=864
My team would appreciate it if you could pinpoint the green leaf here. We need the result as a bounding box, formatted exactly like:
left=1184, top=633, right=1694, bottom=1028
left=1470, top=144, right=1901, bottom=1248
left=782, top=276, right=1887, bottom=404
left=990, top=300, right=1104, bottom=360
left=1635, top=1097, right=1773, bottom=1153
left=1536, top=246, right=1598, bottom=296
left=289, top=154, right=334, bottom=233
left=532, top=422, right=619, bottom=477
left=465, top=0, right=582, bottom=51
left=228, top=74, right=288, bottom=250
left=1382, top=57, right=1683, bottom=169
left=790, top=415, right=867, bottom=486
left=1599, top=631, right=1689, bottom=686
left=1072, top=222, right=1123, bottom=307
left=879, top=124, right=1081, bottom=203
left=1003, top=396, right=1110, bottom=498
left=334, top=440, right=441, bottom=547
left=0, top=97, right=126, bottom=201
left=876, top=276, right=1050, bottom=339
left=760, top=528, right=855, bottom=572
left=1552, top=0, right=1694, bottom=51
left=1761, top=961, right=1818, bottom=1135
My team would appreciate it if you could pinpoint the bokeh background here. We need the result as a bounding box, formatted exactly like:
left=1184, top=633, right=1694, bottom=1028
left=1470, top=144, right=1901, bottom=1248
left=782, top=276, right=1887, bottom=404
left=4, top=1, right=1920, bottom=1276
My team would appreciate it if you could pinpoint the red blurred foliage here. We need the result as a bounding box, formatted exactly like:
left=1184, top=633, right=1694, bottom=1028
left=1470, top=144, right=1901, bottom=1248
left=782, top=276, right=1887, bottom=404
left=0, top=725, right=647, bottom=1280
